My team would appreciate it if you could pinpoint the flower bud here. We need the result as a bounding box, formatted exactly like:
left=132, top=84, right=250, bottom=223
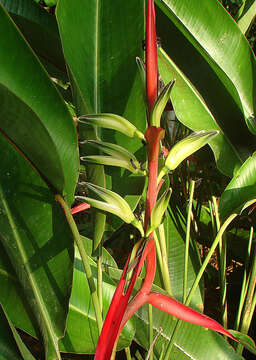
left=78, top=113, right=145, bottom=141
left=76, top=182, right=144, bottom=236
left=146, top=188, right=172, bottom=236
left=158, top=130, right=219, bottom=182
left=151, top=80, right=175, bottom=127
left=81, top=140, right=145, bottom=174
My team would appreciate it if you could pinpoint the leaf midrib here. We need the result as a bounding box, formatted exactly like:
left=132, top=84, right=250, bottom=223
left=0, top=190, right=60, bottom=358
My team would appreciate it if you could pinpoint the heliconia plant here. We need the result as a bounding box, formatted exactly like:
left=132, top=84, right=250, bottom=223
left=0, top=0, right=256, bottom=359
left=85, top=1, right=244, bottom=359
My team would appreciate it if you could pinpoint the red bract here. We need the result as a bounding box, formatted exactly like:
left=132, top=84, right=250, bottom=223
left=146, top=0, right=158, bottom=115
left=71, top=202, right=90, bottom=214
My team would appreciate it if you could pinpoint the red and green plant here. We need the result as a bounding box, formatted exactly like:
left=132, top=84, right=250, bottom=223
left=0, top=0, right=256, bottom=359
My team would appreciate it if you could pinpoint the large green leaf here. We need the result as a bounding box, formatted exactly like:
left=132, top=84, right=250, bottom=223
left=0, top=0, right=66, bottom=74
left=60, top=246, right=135, bottom=354
left=163, top=204, right=203, bottom=307
left=134, top=310, right=244, bottom=360
left=219, top=152, right=256, bottom=221
left=0, top=3, right=78, bottom=203
left=158, top=49, right=246, bottom=177
left=155, top=0, right=256, bottom=135
left=56, top=0, right=146, bottom=240
left=0, top=135, right=74, bottom=360
left=0, top=236, right=135, bottom=355
left=0, top=304, right=36, bottom=360
left=237, top=0, right=256, bottom=34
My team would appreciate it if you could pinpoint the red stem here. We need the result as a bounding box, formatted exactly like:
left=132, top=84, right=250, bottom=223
left=146, top=0, right=158, bottom=115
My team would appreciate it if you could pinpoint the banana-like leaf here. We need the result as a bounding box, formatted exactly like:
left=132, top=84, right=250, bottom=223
left=0, top=304, right=36, bottom=360
left=237, top=0, right=256, bottom=34
left=56, top=0, right=146, bottom=239
left=155, top=0, right=256, bottom=135
left=0, top=4, right=78, bottom=204
left=0, top=135, right=74, bottom=360
left=158, top=48, right=254, bottom=177
left=60, top=246, right=135, bottom=354
left=0, top=237, right=135, bottom=354
left=0, top=0, right=66, bottom=74
left=219, top=152, right=256, bottom=221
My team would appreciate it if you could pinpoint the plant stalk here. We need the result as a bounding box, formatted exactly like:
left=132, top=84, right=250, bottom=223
left=55, top=194, right=103, bottom=334
left=183, top=180, right=195, bottom=303
left=237, top=229, right=256, bottom=355
left=234, top=226, right=254, bottom=331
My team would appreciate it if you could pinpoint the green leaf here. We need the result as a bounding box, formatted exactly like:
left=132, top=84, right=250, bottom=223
left=237, top=0, right=256, bottom=34
left=0, top=3, right=78, bottom=203
left=158, top=47, right=254, bottom=177
left=59, top=246, right=135, bottom=354
left=56, top=0, right=146, bottom=236
left=156, top=0, right=256, bottom=134
left=0, top=304, right=35, bottom=360
left=229, top=330, right=256, bottom=356
left=219, top=152, right=256, bottom=221
left=0, top=135, right=74, bottom=360
left=135, top=316, right=244, bottom=360
left=0, top=304, right=36, bottom=360
left=0, top=0, right=66, bottom=74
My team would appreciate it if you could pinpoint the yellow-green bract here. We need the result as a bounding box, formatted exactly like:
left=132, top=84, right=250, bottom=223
left=146, top=188, right=172, bottom=236
left=158, top=130, right=219, bottom=182
left=80, top=140, right=145, bottom=174
left=78, top=113, right=145, bottom=141
left=76, top=182, right=144, bottom=237
left=151, top=79, right=175, bottom=127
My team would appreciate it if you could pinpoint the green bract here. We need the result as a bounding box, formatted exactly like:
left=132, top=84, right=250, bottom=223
left=76, top=183, right=144, bottom=237
left=78, top=113, right=145, bottom=141
left=151, top=80, right=175, bottom=127
left=80, top=140, right=145, bottom=174
left=146, top=188, right=172, bottom=236
left=158, top=130, right=219, bottom=182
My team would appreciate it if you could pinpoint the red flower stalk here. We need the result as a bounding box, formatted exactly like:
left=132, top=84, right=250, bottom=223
left=146, top=0, right=158, bottom=115
left=144, top=126, right=165, bottom=229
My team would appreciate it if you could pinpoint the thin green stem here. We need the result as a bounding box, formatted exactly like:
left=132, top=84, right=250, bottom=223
left=154, top=230, right=164, bottom=271
left=186, top=213, right=237, bottom=306
left=163, top=213, right=237, bottom=359
left=237, top=229, right=256, bottom=355
left=124, top=347, right=132, bottom=360
left=55, top=195, right=103, bottom=334
left=148, top=304, right=154, bottom=360
left=97, top=243, right=103, bottom=314
left=157, top=225, right=172, bottom=296
left=212, top=196, right=227, bottom=328
left=183, top=180, right=195, bottom=303
left=234, top=226, right=254, bottom=331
